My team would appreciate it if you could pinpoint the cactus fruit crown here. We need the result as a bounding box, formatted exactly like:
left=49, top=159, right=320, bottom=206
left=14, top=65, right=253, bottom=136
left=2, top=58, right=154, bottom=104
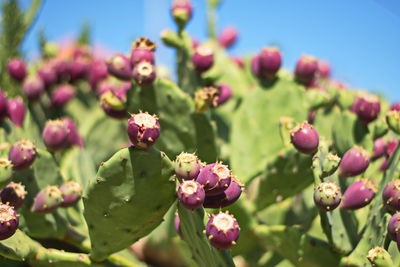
left=353, top=146, right=371, bottom=160
left=0, top=204, right=16, bottom=223
left=180, top=180, right=201, bottom=195
left=46, top=185, right=63, bottom=199
left=16, top=139, right=36, bottom=150
left=367, top=247, right=389, bottom=262
left=0, top=158, right=12, bottom=167
left=131, top=112, right=158, bottom=128
left=262, top=46, right=279, bottom=52
left=196, top=46, right=213, bottom=57
left=136, top=62, right=154, bottom=77
left=326, top=153, right=340, bottom=161
left=100, top=91, right=126, bottom=110
left=358, top=93, right=379, bottom=103
left=359, top=178, right=377, bottom=193
left=317, top=182, right=340, bottom=198
left=132, top=37, right=156, bottom=51
left=48, top=119, right=70, bottom=131
left=63, top=181, right=82, bottom=193
left=300, top=54, right=317, bottom=63
left=176, top=152, right=198, bottom=164
left=212, top=163, right=231, bottom=180
left=194, top=87, right=219, bottom=112
left=290, top=121, right=314, bottom=136
left=7, top=182, right=27, bottom=199
left=209, top=212, right=239, bottom=233
left=107, top=55, right=126, bottom=70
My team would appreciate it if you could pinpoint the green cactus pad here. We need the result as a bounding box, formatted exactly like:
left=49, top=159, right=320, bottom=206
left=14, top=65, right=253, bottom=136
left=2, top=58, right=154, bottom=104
left=0, top=230, right=40, bottom=261
left=83, top=147, right=176, bottom=261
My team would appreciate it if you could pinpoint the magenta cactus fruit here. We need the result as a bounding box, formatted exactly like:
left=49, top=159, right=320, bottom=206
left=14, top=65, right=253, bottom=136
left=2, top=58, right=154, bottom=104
left=203, top=178, right=243, bottom=209
left=317, top=60, right=331, bottom=78
left=205, top=212, right=240, bottom=250
left=0, top=182, right=27, bottom=210
left=62, top=117, right=84, bottom=147
left=218, top=26, right=238, bottom=48
left=171, top=0, right=193, bottom=28
left=341, top=179, right=376, bottom=210
left=70, top=56, right=91, bottom=81
left=105, top=54, right=132, bottom=80
left=31, top=185, right=63, bottom=214
left=338, top=146, right=370, bottom=177
left=196, top=162, right=232, bottom=196
left=7, top=97, right=25, bottom=127
left=383, top=179, right=400, bottom=212
left=216, top=84, right=232, bottom=106
left=192, top=46, right=214, bottom=73
left=177, top=180, right=205, bottom=210
left=174, top=214, right=182, bottom=237
left=251, top=55, right=261, bottom=78
left=294, top=55, right=318, bottom=85
left=99, top=90, right=128, bottom=119
left=258, top=47, right=282, bottom=79
left=42, top=119, right=70, bottom=151
left=0, top=91, right=8, bottom=121
left=174, top=152, right=202, bottom=180
left=353, top=94, right=381, bottom=124
left=132, top=61, right=156, bottom=86
left=290, top=122, right=319, bottom=155
left=22, top=75, right=45, bottom=101
left=372, top=138, right=386, bottom=160
left=127, top=112, right=160, bottom=149
left=8, top=139, right=37, bottom=171
left=38, top=63, right=58, bottom=87
left=51, top=84, right=76, bottom=108
left=390, top=102, right=400, bottom=111
left=59, top=181, right=82, bottom=207
left=313, top=182, right=342, bottom=211
left=7, top=58, right=26, bottom=82
left=388, top=213, right=400, bottom=241
left=0, top=203, right=19, bottom=240
left=231, top=57, right=244, bottom=68
left=131, top=37, right=156, bottom=65
left=88, top=60, right=108, bottom=89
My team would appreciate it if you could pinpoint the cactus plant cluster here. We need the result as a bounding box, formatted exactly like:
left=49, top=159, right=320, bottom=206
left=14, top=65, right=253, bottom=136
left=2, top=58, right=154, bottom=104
left=0, top=0, right=399, bottom=266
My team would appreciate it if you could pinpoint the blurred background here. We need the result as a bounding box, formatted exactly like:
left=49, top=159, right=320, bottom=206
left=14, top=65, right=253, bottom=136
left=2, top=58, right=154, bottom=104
left=20, top=0, right=400, bottom=100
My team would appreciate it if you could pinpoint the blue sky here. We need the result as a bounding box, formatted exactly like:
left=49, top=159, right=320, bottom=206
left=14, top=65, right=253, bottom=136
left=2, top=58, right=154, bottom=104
left=21, top=0, right=400, bottom=101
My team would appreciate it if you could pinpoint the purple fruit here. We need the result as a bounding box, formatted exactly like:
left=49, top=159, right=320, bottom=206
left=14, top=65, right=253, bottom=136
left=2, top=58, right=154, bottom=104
left=290, top=122, right=319, bottom=155
left=50, top=58, right=72, bottom=81
left=177, top=180, right=205, bottom=210
left=216, top=84, right=232, bottom=106
left=313, top=182, right=342, bottom=211
left=192, top=46, right=214, bottom=73
left=0, top=182, right=27, bottom=210
left=0, top=203, right=19, bottom=240
left=390, top=103, right=400, bottom=111
left=372, top=138, right=386, bottom=160
left=100, top=89, right=128, bottom=119
left=42, top=119, right=70, bottom=151
left=38, top=63, right=58, bottom=87
left=127, top=112, right=160, bottom=149
left=172, top=0, right=193, bottom=28
left=22, top=75, right=44, bottom=101
left=174, top=152, right=202, bottom=180
left=218, top=26, right=238, bottom=48
left=251, top=55, right=261, bottom=78
left=196, top=163, right=232, bottom=196
left=174, top=214, right=182, bottom=238
left=231, top=57, right=244, bottom=69
left=295, top=55, right=318, bottom=86
left=132, top=61, right=156, bottom=86
left=317, top=61, right=331, bottom=78
left=203, top=178, right=243, bottom=209
left=386, top=140, right=398, bottom=156
left=89, top=60, right=108, bottom=90
left=59, top=181, right=82, bottom=207
left=106, top=54, right=132, bottom=80
left=258, top=47, right=282, bottom=79
left=31, top=185, right=63, bottom=214
left=0, top=91, right=8, bottom=121
left=7, top=97, right=25, bottom=127
left=51, top=84, right=76, bottom=108
left=130, top=37, right=156, bottom=65
left=70, top=57, right=90, bottom=81
left=8, top=139, right=37, bottom=171
left=339, top=146, right=370, bottom=177
left=353, top=94, right=380, bottom=124
left=383, top=179, right=400, bottom=212
left=387, top=213, right=400, bottom=241
left=62, top=117, right=84, bottom=147
left=7, top=58, right=26, bottom=82
left=341, top=179, right=376, bottom=210
left=205, top=212, right=240, bottom=250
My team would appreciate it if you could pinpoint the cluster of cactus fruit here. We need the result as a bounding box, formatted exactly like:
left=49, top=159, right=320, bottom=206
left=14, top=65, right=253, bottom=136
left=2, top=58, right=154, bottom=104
left=0, top=0, right=400, bottom=266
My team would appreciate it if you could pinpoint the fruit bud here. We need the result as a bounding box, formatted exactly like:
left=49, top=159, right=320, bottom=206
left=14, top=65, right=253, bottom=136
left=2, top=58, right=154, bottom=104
left=132, top=61, right=156, bottom=86
left=105, top=54, right=132, bottom=80
left=386, top=110, right=400, bottom=135
left=0, top=203, right=19, bottom=240
left=294, top=55, right=318, bottom=86
left=8, top=139, right=37, bottom=171
left=127, top=112, right=160, bottom=149
left=0, top=182, right=27, bottom=210
left=317, top=60, right=331, bottom=78
left=51, top=84, right=76, bottom=108
left=177, top=180, right=205, bottom=210
left=192, top=45, right=214, bottom=73
left=131, top=37, right=156, bottom=65
left=100, top=89, right=128, bottom=120
left=31, top=185, right=63, bottom=214
left=353, top=94, right=380, bottom=124
left=205, top=212, right=240, bottom=250
left=258, top=47, right=282, bottom=79
left=196, top=162, right=232, bottom=196
left=22, top=75, right=45, bottom=101
left=338, top=146, right=370, bottom=177
left=218, top=26, right=238, bottom=48
left=203, top=178, right=243, bottom=209
left=7, top=97, right=25, bottom=127
left=290, top=122, right=319, bottom=155
left=172, top=0, right=193, bottom=29
left=0, top=91, right=7, bottom=121
left=174, top=152, right=202, bottom=180
left=42, top=119, right=70, bottom=151
left=59, top=181, right=82, bottom=207
left=341, top=179, right=376, bottom=210
left=383, top=179, right=400, bottom=212
left=313, top=182, right=341, bottom=211
left=7, top=58, right=26, bottom=82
